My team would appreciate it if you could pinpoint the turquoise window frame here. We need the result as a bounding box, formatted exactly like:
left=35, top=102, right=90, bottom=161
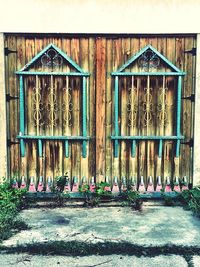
left=111, top=45, right=186, bottom=158
left=16, top=43, right=90, bottom=158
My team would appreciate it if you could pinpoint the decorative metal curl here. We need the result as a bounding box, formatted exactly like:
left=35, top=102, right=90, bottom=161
left=138, top=50, right=160, bottom=71
left=127, top=86, right=138, bottom=127
left=32, top=87, right=44, bottom=128
left=47, top=87, right=59, bottom=127
left=157, top=87, right=173, bottom=126
left=41, top=49, right=63, bottom=67
left=142, top=87, right=153, bottom=126
left=62, top=87, right=73, bottom=127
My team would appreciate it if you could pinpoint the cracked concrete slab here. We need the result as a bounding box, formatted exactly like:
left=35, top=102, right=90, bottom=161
left=0, top=253, right=188, bottom=267
left=2, top=204, right=200, bottom=247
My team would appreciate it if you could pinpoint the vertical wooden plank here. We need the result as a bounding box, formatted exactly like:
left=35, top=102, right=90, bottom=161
left=138, top=37, right=148, bottom=188
left=146, top=37, right=158, bottom=188
left=7, top=36, right=19, bottom=179
left=164, top=37, right=176, bottom=183
left=43, top=37, right=54, bottom=183
left=71, top=38, right=81, bottom=182
left=62, top=38, right=72, bottom=179
left=39, top=37, right=51, bottom=184
left=96, top=37, right=106, bottom=182
left=182, top=37, right=194, bottom=182
left=105, top=38, right=113, bottom=180
left=174, top=37, right=185, bottom=179
left=80, top=38, right=89, bottom=180
left=16, top=36, right=26, bottom=181
left=129, top=37, right=140, bottom=183
left=25, top=38, right=37, bottom=182
left=156, top=37, right=167, bottom=184
left=52, top=37, right=63, bottom=180
left=112, top=38, right=122, bottom=180
left=88, top=37, right=96, bottom=179
left=120, top=38, right=130, bottom=180
left=34, top=37, right=45, bottom=183
left=4, top=36, right=10, bottom=179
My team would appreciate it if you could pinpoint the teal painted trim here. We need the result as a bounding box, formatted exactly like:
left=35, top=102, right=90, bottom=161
left=111, top=72, right=186, bottom=76
left=158, top=140, right=163, bottom=158
left=20, top=139, right=25, bottom=157
left=176, top=76, right=182, bottom=157
left=15, top=71, right=90, bottom=77
left=82, top=141, right=87, bottom=158
left=114, top=76, right=119, bottom=158
left=131, top=140, right=136, bottom=157
left=19, top=75, right=25, bottom=134
left=116, top=44, right=183, bottom=73
left=117, top=45, right=153, bottom=72
left=111, top=135, right=184, bottom=140
left=149, top=45, right=182, bottom=73
left=82, top=77, right=87, bottom=137
left=19, top=43, right=53, bottom=71
left=50, top=44, right=84, bottom=73
left=38, top=139, right=42, bottom=157
left=19, top=43, right=85, bottom=73
left=16, top=135, right=90, bottom=140
left=65, top=140, right=69, bottom=158
left=82, top=77, right=87, bottom=158
left=176, top=140, right=180, bottom=157
left=114, top=140, right=119, bottom=158
left=176, top=76, right=182, bottom=137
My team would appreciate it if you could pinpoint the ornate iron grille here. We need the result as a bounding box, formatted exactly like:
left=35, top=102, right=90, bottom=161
left=16, top=43, right=90, bottom=158
left=111, top=45, right=185, bottom=159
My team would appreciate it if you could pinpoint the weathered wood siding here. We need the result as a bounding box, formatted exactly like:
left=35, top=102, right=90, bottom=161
left=5, top=34, right=195, bottom=185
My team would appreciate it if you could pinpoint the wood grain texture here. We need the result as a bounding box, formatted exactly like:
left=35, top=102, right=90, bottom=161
left=105, top=38, right=113, bottom=180
left=5, top=34, right=195, bottom=187
left=62, top=38, right=72, bottom=180
left=71, top=38, right=81, bottom=182
left=96, top=38, right=106, bottom=182
left=112, top=38, right=122, bottom=180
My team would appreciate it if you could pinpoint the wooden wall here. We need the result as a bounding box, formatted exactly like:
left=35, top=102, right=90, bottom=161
left=4, top=34, right=195, bottom=186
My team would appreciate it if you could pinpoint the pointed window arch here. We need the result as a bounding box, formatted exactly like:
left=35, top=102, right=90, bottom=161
left=111, top=45, right=186, bottom=158
left=16, top=43, right=90, bottom=158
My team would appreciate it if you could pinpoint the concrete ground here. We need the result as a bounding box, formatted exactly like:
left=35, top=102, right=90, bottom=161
left=0, top=253, right=194, bottom=267
left=1, top=201, right=200, bottom=266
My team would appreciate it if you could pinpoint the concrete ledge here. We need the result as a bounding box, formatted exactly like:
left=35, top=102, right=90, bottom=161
left=25, top=191, right=180, bottom=200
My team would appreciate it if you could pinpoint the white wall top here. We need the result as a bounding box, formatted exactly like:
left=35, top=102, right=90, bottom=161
left=1, top=0, right=200, bottom=34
